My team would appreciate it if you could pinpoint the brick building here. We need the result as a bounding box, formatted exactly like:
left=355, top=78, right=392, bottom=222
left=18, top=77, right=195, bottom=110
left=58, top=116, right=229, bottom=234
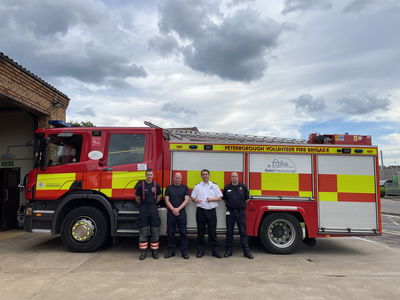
left=0, top=52, right=70, bottom=230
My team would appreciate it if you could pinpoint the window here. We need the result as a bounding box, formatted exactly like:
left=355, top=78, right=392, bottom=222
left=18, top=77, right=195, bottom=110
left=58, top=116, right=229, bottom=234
left=108, top=134, right=145, bottom=166
left=46, top=134, right=83, bottom=166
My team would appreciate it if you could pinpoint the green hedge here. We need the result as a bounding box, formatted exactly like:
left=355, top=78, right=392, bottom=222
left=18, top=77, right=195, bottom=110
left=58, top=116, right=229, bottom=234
left=380, top=186, right=385, bottom=198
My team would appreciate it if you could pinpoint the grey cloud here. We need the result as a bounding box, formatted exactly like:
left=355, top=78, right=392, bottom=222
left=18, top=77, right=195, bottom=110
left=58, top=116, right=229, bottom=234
left=291, top=94, right=326, bottom=113
left=32, top=43, right=147, bottom=86
left=1, top=0, right=103, bottom=38
left=337, top=94, right=390, bottom=115
left=158, top=0, right=219, bottom=39
left=156, top=1, right=284, bottom=82
left=282, top=0, right=332, bottom=15
left=0, top=0, right=147, bottom=88
left=161, top=102, right=198, bottom=115
left=343, top=0, right=374, bottom=13
left=77, top=106, right=96, bottom=117
left=104, top=78, right=132, bottom=89
left=228, top=0, right=255, bottom=7
left=148, top=35, right=179, bottom=56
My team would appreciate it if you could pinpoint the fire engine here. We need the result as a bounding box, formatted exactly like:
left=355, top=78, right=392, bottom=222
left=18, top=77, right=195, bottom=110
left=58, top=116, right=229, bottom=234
left=23, top=121, right=381, bottom=254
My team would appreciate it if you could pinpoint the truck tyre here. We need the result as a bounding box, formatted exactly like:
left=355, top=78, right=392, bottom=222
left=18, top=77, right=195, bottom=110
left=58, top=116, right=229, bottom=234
left=60, top=206, right=109, bottom=252
left=259, top=213, right=303, bottom=254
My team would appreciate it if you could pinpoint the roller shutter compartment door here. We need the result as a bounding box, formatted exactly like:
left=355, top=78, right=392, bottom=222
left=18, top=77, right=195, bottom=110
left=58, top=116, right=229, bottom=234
left=317, top=155, right=378, bottom=233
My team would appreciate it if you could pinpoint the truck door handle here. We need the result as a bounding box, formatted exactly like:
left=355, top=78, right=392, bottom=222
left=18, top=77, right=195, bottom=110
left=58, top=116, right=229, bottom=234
left=102, top=167, right=112, bottom=171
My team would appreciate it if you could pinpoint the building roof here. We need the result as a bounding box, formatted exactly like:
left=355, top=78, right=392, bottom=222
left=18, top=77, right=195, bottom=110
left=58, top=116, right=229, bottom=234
left=0, top=52, right=70, bottom=100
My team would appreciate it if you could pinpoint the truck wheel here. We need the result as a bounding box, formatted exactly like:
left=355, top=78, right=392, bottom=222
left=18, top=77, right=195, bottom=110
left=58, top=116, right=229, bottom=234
left=259, top=213, right=303, bottom=254
left=61, top=206, right=109, bottom=252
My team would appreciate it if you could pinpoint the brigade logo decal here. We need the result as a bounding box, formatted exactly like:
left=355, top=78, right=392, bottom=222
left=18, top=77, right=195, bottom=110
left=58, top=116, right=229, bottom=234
left=265, top=157, right=297, bottom=173
left=88, top=150, right=103, bottom=160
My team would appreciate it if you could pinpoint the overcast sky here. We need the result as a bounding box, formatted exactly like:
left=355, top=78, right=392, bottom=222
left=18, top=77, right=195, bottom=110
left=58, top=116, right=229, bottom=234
left=1, top=0, right=399, bottom=165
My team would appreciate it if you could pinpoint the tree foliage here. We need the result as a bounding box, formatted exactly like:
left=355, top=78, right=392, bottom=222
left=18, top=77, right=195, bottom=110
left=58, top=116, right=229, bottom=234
left=68, top=120, right=95, bottom=127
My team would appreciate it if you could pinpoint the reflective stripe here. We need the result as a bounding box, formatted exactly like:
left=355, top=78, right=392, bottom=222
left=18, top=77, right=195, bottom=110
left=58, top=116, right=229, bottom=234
left=268, top=206, right=297, bottom=211
left=100, top=189, right=112, bottom=197
left=33, top=210, right=55, bottom=214
left=118, top=211, right=139, bottom=215
left=262, top=173, right=298, bottom=191
left=337, top=175, right=375, bottom=193
left=116, top=229, right=139, bottom=233
left=319, top=192, right=338, bottom=202
left=250, top=189, right=262, bottom=196
left=299, top=191, right=312, bottom=197
left=187, top=170, right=224, bottom=189
left=112, top=171, right=145, bottom=189
left=32, top=229, right=51, bottom=233
left=139, top=242, right=148, bottom=249
left=37, top=173, right=76, bottom=190
left=170, top=143, right=378, bottom=155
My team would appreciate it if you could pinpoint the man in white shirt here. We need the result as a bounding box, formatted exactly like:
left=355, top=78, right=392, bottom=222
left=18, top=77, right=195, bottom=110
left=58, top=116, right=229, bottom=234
left=191, top=169, right=223, bottom=258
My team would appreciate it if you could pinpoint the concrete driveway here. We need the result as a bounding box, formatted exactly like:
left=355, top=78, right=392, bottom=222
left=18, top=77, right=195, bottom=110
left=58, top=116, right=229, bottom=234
left=1, top=231, right=399, bottom=300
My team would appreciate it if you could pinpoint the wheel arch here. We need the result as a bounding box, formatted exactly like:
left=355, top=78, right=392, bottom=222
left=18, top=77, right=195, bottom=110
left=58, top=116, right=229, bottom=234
left=254, top=206, right=311, bottom=237
left=52, top=192, right=115, bottom=236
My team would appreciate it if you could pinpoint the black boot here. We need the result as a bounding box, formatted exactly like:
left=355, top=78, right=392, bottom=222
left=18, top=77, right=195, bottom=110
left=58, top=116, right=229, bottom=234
left=139, top=250, right=147, bottom=260
left=164, top=249, right=175, bottom=258
left=224, top=250, right=232, bottom=258
left=244, top=252, right=254, bottom=259
left=152, top=250, right=159, bottom=259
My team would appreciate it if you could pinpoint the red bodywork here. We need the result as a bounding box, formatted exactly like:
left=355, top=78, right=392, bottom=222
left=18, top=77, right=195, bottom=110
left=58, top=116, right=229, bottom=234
left=26, top=127, right=381, bottom=240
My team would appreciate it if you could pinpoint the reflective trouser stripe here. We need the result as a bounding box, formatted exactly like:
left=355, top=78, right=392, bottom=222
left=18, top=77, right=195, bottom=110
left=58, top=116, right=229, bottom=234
left=150, top=242, right=159, bottom=250
left=139, top=242, right=148, bottom=250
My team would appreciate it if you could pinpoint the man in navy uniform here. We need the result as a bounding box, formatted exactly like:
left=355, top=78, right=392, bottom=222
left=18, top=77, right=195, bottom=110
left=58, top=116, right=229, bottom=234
left=164, top=172, right=190, bottom=259
left=191, top=169, right=223, bottom=258
left=135, top=168, right=162, bottom=260
left=223, top=172, right=254, bottom=259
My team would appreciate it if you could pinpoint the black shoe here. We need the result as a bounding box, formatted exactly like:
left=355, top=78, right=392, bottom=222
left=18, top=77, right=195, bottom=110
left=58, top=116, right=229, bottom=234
left=244, top=252, right=254, bottom=259
left=212, top=253, right=223, bottom=259
left=224, top=251, right=232, bottom=258
left=164, top=250, right=175, bottom=259
left=139, top=251, right=147, bottom=260
left=152, top=250, right=159, bottom=259
left=196, top=251, right=204, bottom=258
left=182, top=253, right=189, bottom=259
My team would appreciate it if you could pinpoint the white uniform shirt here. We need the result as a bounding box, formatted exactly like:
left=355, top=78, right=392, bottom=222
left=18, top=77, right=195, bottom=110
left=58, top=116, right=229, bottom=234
left=191, top=181, right=223, bottom=210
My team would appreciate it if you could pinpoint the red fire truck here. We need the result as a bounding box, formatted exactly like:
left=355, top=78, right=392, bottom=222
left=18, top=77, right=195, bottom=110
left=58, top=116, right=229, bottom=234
left=23, top=122, right=381, bottom=253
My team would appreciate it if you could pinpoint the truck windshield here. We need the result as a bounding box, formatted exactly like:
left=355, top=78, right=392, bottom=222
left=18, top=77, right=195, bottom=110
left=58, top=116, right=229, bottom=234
left=44, top=134, right=83, bottom=166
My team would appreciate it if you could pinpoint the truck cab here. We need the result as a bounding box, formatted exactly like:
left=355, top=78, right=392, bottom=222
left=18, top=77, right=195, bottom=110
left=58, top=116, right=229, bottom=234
left=25, top=127, right=165, bottom=252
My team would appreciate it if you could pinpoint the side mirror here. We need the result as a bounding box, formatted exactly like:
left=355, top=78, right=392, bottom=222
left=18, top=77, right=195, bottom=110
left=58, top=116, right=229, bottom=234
left=99, top=159, right=105, bottom=167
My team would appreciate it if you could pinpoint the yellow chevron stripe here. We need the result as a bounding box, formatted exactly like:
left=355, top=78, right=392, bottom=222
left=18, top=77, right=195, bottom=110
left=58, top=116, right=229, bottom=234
left=111, top=171, right=145, bottom=189
left=36, top=173, right=76, bottom=190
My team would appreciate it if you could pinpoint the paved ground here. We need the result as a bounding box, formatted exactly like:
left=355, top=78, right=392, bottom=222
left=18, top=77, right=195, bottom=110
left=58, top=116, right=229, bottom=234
left=1, top=231, right=400, bottom=300
left=382, top=197, right=400, bottom=215
left=363, top=197, right=400, bottom=247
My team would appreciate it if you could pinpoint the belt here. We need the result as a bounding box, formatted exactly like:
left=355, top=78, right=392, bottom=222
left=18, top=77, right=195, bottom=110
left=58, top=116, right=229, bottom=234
left=197, top=207, right=216, bottom=211
left=228, top=208, right=245, bottom=212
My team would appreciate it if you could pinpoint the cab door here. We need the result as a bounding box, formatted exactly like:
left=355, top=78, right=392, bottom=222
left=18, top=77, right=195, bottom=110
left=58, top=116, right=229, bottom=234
left=100, top=131, right=150, bottom=200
